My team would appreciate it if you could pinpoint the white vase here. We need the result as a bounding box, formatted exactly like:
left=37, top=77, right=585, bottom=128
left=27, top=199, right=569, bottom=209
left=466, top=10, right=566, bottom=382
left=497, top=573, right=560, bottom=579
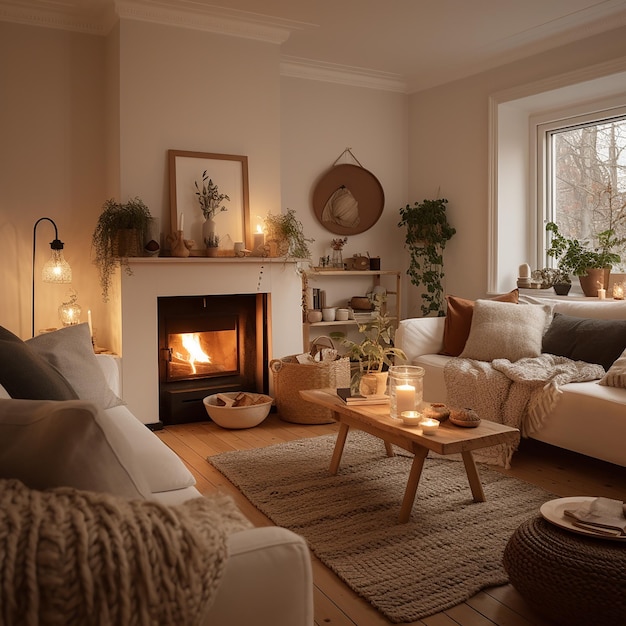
left=202, top=216, right=216, bottom=247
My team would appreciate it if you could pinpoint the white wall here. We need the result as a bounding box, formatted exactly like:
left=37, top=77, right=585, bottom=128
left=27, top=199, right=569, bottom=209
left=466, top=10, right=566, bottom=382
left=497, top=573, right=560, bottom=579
left=280, top=76, right=410, bottom=315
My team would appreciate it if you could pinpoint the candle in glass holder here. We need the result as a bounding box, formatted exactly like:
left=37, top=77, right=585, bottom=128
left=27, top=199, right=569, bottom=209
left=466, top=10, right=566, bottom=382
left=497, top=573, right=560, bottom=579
left=395, top=384, right=416, bottom=415
left=613, top=283, right=624, bottom=300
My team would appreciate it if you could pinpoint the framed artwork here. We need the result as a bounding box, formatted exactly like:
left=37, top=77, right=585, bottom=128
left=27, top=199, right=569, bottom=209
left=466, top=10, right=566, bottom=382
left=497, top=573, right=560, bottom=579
left=168, top=150, right=250, bottom=252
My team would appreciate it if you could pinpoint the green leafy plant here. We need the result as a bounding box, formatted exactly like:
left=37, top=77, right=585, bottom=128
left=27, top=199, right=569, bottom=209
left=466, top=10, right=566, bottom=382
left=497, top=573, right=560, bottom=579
left=546, top=221, right=624, bottom=276
left=398, top=197, right=456, bottom=317
left=195, top=171, right=230, bottom=219
left=91, top=197, right=152, bottom=301
left=331, top=296, right=407, bottom=390
left=264, top=209, right=314, bottom=258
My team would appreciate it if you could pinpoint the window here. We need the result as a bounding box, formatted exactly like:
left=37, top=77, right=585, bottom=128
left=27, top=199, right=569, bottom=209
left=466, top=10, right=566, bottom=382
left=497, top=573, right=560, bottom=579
left=539, top=110, right=626, bottom=272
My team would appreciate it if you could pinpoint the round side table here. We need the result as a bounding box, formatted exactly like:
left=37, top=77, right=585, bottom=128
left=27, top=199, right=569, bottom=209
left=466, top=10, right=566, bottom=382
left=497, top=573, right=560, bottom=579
left=504, top=515, right=626, bottom=626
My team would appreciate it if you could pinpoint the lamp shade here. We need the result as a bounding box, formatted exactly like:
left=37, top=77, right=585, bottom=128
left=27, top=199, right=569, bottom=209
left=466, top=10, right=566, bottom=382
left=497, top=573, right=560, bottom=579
left=42, top=246, right=72, bottom=283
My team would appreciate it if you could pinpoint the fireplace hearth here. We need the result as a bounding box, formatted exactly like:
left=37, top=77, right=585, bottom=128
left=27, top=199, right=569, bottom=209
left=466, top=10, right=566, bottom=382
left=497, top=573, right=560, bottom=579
left=158, top=294, right=269, bottom=424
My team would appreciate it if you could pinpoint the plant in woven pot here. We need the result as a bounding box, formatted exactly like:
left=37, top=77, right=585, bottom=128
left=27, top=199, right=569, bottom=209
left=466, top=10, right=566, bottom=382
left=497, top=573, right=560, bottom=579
left=92, top=197, right=152, bottom=301
left=332, top=295, right=406, bottom=396
left=546, top=221, right=624, bottom=296
left=263, top=209, right=314, bottom=258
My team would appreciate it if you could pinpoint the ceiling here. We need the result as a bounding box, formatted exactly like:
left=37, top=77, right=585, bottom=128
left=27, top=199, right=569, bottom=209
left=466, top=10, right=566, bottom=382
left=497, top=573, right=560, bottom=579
left=3, top=0, right=626, bottom=92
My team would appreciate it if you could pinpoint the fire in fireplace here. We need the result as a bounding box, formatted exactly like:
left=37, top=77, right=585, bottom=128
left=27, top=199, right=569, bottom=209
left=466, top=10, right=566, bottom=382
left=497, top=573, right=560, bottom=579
left=158, top=294, right=269, bottom=424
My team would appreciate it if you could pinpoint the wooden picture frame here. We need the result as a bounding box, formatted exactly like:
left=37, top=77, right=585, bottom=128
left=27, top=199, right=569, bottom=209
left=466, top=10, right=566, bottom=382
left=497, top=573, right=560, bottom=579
left=168, top=150, right=250, bottom=253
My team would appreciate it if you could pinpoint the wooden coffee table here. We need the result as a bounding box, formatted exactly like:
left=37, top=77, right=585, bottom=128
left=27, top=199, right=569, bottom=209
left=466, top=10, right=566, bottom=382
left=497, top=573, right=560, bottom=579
left=299, top=389, right=520, bottom=523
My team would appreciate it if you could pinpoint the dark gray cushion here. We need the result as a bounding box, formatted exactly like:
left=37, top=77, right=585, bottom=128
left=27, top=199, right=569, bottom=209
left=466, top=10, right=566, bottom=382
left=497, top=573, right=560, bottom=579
left=542, top=313, right=626, bottom=371
left=0, top=326, right=78, bottom=400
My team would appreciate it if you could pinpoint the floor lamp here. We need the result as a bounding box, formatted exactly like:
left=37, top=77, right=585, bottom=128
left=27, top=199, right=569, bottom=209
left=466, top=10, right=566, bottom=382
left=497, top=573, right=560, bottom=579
left=32, top=217, right=72, bottom=337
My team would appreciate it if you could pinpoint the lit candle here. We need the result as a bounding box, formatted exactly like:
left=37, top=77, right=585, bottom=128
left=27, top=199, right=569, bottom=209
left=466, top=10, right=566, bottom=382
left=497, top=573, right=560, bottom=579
left=396, top=384, right=416, bottom=415
left=420, top=418, right=440, bottom=435
left=598, top=288, right=606, bottom=300
left=87, top=309, right=93, bottom=337
left=253, top=229, right=264, bottom=250
left=613, top=283, right=624, bottom=300
left=179, top=213, right=184, bottom=232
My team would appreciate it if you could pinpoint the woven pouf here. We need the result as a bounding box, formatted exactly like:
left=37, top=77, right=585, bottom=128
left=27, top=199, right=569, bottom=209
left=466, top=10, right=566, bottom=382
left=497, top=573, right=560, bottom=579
left=503, top=515, right=626, bottom=626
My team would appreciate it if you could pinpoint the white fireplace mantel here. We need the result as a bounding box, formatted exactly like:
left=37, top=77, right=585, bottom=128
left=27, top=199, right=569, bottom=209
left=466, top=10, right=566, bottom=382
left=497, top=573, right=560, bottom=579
left=120, top=257, right=303, bottom=424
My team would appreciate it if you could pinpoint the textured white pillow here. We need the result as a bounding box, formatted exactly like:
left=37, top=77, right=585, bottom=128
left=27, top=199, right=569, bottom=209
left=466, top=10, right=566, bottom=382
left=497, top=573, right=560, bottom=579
left=0, top=398, right=150, bottom=499
left=27, top=323, right=123, bottom=410
left=600, top=347, right=626, bottom=388
left=460, top=300, right=551, bottom=362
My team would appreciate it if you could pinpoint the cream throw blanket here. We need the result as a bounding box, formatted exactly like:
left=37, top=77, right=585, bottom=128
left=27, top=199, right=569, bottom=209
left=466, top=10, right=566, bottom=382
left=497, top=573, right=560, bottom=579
left=0, top=479, right=251, bottom=626
left=444, top=355, right=605, bottom=468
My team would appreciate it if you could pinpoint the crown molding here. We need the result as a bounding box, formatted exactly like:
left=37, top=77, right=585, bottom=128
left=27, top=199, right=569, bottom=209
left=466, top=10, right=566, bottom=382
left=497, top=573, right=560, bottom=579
left=281, top=56, right=407, bottom=94
left=0, top=0, right=294, bottom=42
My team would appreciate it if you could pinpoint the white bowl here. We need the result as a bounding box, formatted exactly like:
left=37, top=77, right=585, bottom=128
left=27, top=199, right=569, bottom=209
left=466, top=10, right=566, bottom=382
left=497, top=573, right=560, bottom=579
left=203, top=393, right=273, bottom=429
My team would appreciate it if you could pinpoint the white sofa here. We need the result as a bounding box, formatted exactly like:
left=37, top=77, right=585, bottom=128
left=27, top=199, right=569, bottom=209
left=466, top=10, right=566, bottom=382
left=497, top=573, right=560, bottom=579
left=0, top=323, right=314, bottom=626
left=396, top=295, right=626, bottom=467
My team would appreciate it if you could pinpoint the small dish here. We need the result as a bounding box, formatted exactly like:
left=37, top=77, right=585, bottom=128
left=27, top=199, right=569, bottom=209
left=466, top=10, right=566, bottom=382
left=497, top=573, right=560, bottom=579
left=400, top=410, right=422, bottom=426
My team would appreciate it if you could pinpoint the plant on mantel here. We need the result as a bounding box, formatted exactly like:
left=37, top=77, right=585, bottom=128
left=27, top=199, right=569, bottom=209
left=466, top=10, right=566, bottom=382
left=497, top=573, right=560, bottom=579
left=91, top=197, right=152, bottom=302
left=264, top=209, right=314, bottom=259
left=398, top=197, right=456, bottom=317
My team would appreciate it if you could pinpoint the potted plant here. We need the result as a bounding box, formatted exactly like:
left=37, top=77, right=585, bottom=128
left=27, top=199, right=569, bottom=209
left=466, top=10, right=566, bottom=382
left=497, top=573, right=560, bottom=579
left=264, top=209, right=314, bottom=258
left=546, top=222, right=625, bottom=296
left=531, top=267, right=571, bottom=294
left=331, top=295, right=407, bottom=395
left=92, top=197, right=152, bottom=301
left=398, top=197, right=456, bottom=317
left=195, top=170, right=229, bottom=248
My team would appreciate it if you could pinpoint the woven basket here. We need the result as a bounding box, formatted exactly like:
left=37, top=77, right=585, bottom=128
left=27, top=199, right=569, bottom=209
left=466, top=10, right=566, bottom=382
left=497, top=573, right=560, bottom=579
left=270, top=336, right=350, bottom=424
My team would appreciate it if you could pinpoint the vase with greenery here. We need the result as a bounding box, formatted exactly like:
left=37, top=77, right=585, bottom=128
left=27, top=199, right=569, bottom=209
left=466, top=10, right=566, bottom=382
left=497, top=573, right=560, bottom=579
left=264, top=209, right=313, bottom=258
left=398, top=197, right=456, bottom=317
left=331, top=296, right=406, bottom=394
left=195, top=170, right=229, bottom=247
left=92, top=197, right=152, bottom=301
left=545, top=221, right=625, bottom=295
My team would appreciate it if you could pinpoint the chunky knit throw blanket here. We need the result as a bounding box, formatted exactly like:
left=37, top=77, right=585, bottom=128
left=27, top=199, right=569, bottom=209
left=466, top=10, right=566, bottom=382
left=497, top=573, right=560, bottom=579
left=444, top=355, right=605, bottom=468
left=0, top=479, right=251, bottom=626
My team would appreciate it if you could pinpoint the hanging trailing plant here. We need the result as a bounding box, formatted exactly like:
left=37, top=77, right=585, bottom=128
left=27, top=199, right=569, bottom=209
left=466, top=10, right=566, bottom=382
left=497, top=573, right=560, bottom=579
left=398, top=197, right=456, bottom=317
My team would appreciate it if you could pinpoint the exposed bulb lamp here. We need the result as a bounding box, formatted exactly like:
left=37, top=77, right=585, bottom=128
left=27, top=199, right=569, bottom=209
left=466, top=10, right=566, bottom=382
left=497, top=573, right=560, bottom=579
left=32, top=217, right=72, bottom=337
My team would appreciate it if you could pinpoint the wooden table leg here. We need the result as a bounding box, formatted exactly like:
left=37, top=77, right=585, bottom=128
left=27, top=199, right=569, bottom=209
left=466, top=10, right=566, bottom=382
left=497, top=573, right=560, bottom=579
left=384, top=441, right=395, bottom=457
left=461, top=450, right=486, bottom=502
left=329, top=423, right=350, bottom=475
left=398, top=445, right=429, bottom=523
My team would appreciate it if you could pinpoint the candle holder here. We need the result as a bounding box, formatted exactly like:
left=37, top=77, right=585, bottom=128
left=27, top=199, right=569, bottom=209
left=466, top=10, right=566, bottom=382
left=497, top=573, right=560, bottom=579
left=388, top=365, right=425, bottom=419
left=613, top=282, right=624, bottom=300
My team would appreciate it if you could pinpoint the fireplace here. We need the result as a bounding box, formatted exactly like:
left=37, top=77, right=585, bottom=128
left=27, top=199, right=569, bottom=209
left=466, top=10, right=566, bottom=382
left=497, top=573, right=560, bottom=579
left=158, top=294, right=269, bottom=424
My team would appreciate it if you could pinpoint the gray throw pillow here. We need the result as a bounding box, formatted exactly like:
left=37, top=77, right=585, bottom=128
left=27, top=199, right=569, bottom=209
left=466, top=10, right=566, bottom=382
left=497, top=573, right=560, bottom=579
left=27, top=323, right=123, bottom=410
left=0, top=326, right=78, bottom=400
left=542, top=313, right=626, bottom=371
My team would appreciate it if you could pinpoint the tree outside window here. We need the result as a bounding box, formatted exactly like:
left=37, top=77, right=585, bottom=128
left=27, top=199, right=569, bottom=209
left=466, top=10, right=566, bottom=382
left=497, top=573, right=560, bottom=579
left=549, top=116, right=626, bottom=271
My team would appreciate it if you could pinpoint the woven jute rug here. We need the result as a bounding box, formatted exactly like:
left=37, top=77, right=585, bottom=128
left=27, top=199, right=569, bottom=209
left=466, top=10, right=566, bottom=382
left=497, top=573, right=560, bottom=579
left=207, top=431, right=555, bottom=623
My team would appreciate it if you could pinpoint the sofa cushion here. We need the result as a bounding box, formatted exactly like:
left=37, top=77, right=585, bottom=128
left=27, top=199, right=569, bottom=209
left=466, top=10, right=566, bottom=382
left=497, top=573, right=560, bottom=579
left=543, top=313, right=626, bottom=372
left=460, top=300, right=550, bottom=362
left=0, top=326, right=78, bottom=400
left=600, top=348, right=626, bottom=388
left=105, top=405, right=196, bottom=494
left=441, top=289, right=519, bottom=356
left=0, top=398, right=150, bottom=499
left=27, top=323, right=123, bottom=410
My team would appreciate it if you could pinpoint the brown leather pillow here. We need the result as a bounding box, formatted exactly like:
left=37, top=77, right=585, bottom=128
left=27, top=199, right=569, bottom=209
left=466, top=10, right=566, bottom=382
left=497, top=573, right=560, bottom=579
left=440, top=289, right=519, bottom=356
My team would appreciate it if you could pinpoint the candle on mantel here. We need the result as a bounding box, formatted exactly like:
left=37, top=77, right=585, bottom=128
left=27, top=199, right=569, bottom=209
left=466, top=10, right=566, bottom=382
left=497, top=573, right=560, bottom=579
left=87, top=309, right=93, bottom=338
left=253, top=226, right=264, bottom=251
left=179, top=213, right=184, bottom=232
left=396, top=384, right=416, bottom=415
left=420, top=418, right=440, bottom=435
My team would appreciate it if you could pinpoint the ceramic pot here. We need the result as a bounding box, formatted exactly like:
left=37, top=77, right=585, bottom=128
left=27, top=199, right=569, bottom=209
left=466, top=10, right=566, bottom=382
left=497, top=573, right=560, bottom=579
left=578, top=268, right=611, bottom=297
left=359, top=371, right=388, bottom=396
left=553, top=283, right=571, bottom=295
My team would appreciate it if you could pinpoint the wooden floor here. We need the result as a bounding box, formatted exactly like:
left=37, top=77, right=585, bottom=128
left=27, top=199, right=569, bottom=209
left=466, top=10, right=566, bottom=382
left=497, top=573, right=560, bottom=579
left=157, top=412, right=626, bottom=626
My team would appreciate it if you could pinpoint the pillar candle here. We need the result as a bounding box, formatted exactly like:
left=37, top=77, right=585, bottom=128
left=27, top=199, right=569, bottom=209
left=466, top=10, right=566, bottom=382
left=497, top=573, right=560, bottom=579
left=598, top=288, right=606, bottom=300
left=253, top=232, right=264, bottom=250
left=396, top=384, right=416, bottom=415
left=87, top=310, right=93, bottom=337
left=179, top=213, right=184, bottom=232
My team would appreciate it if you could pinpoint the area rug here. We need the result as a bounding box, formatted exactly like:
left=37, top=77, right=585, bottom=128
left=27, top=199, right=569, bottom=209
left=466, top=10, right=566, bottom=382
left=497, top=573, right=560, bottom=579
left=207, top=431, right=555, bottom=623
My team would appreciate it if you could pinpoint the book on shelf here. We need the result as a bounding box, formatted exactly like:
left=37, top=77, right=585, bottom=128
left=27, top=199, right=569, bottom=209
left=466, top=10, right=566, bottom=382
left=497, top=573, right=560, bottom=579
left=336, top=387, right=389, bottom=405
